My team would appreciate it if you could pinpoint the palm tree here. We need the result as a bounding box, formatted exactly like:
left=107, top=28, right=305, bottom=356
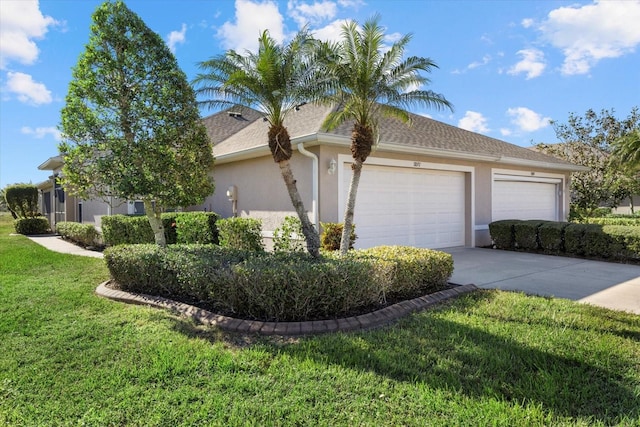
left=612, top=129, right=640, bottom=171
left=315, top=15, right=453, bottom=255
left=193, top=29, right=321, bottom=257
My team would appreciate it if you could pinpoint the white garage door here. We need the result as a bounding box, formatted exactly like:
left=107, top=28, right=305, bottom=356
left=341, top=164, right=465, bottom=249
left=492, top=179, right=559, bottom=221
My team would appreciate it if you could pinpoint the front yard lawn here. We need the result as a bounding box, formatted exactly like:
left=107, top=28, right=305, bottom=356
left=1, top=214, right=638, bottom=426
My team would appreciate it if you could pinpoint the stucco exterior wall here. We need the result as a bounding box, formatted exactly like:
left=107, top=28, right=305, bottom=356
left=199, top=151, right=315, bottom=233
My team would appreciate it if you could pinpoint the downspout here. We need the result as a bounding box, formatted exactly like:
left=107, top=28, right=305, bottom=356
left=296, top=143, right=319, bottom=231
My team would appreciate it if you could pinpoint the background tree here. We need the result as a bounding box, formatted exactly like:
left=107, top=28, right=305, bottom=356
left=536, top=107, right=639, bottom=217
left=315, top=15, right=452, bottom=254
left=194, top=29, right=321, bottom=257
left=59, top=1, right=214, bottom=246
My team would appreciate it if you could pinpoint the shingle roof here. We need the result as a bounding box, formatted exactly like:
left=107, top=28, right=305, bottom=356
left=206, top=103, right=576, bottom=168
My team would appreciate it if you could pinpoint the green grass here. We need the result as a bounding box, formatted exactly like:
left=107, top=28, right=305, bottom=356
left=1, top=213, right=639, bottom=426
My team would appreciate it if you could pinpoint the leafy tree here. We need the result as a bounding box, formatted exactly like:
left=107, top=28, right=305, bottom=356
left=536, top=108, right=639, bottom=217
left=194, top=29, right=321, bottom=257
left=315, top=15, right=452, bottom=254
left=59, top=1, right=214, bottom=246
left=4, top=184, right=39, bottom=219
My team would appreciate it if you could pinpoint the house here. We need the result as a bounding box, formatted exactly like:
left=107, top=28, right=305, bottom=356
left=194, top=103, right=586, bottom=249
left=37, top=155, right=130, bottom=229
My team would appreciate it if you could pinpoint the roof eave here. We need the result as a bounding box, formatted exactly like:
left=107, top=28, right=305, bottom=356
left=213, top=135, right=588, bottom=172
left=38, top=155, right=64, bottom=171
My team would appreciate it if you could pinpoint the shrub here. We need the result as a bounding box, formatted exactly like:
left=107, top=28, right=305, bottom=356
left=605, top=225, right=640, bottom=261
left=347, top=246, right=453, bottom=300
left=581, top=224, right=618, bottom=258
left=5, top=184, right=39, bottom=219
left=538, top=222, right=569, bottom=253
left=101, top=215, right=154, bottom=245
left=175, top=212, right=218, bottom=244
left=104, top=244, right=454, bottom=322
left=320, top=222, right=356, bottom=251
left=582, top=217, right=640, bottom=226
left=56, top=221, right=100, bottom=247
left=273, top=216, right=305, bottom=253
left=514, top=220, right=548, bottom=250
left=217, top=217, right=264, bottom=252
left=488, top=220, right=519, bottom=249
left=14, top=217, right=50, bottom=235
left=564, top=223, right=599, bottom=256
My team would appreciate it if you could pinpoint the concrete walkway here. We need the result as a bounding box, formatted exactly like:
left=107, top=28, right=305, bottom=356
left=25, top=234, right=104, bottom=259
left=445, top=247, right=640, bottom=315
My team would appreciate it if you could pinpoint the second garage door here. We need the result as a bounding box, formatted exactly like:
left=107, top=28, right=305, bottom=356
left=492, top=178, right=559, bottom=221
left=340, top=164, right=466, bottom=249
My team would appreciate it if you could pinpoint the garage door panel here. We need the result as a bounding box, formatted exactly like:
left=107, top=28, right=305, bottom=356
left=493, top=180, right=558, bottom=221
left=342, top=164, right=465, bottom=249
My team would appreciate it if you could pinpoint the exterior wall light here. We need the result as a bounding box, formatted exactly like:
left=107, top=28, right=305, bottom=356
left=328, top=158, right=337, bottom=175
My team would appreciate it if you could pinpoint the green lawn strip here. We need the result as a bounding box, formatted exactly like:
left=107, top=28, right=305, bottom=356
left=1, top=214, right=639, bottom=426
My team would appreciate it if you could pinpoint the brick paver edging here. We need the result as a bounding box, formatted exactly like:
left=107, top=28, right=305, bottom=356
left=95, top=281, right=478, bottom=336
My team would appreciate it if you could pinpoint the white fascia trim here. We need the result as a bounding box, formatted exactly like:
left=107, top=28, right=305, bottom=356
left=213, top=146, right=271, bottom=164
left=497, top=156, right=589, bottom=172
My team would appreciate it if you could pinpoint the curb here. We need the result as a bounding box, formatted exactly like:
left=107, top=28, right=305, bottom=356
left=96, top=282, right=479, bottom=336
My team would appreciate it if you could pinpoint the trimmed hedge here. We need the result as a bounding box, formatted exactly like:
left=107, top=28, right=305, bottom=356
left=175, top=212, right=219, bottom=245
left=101, top=212, right=218, bottom=246
left=514, top=220, right=549, bottom=250
left=489, top=219, right=640, bottom=262
left=488, top=220, right=520, bottom=249
left=217, top=217, right=264, bottom=252
left=581, top=217, right=640, bottom=226
left=538, top=222, right=569, bottom=254
left=104, top=244, right=453, bottom=322
left=56, top=222, right=100, bottom=247
left=14, top=217, right=50, bottom=235
left=5, top=184, right=39, bottom=219
left=347, top=246, right=453, bottom=300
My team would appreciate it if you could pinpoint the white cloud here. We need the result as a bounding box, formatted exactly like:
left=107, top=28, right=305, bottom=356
left=521, top=18, right=534, bottom=29
left=458, top=111, right=490, bottom=133
left=21, top=126, right=61, bottom=140
left=507, top=107, right=550, bottom=132
left=467, top=54, right=491, bottom=70
left=311, top=19, right=347, bottom=42
left=500, top=128, right=512, bottom=136
left=167, top=23, right=187, bottom=53
left=539, top=0, right=640, bottom=75
left=287, top=0, right=337, bottom=27
left=0, top=0, right=59, bottom=69
left=508, top=48, right=546, bottom=79
left=217, top=0, right=286, bottom=52
left=4, top=72, right=52, bottom=105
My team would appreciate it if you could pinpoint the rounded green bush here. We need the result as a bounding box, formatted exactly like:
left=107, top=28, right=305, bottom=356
left=14, top=217, right=50, bottom=235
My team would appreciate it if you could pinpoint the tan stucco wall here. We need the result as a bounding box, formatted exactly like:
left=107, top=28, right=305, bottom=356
left=199, top=151, right=315, bottom=232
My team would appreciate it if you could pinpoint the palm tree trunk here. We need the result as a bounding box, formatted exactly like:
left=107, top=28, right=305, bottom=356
left=340, top=159, right=363, bottom=255
left=278, top=160, right=320, bottom=258
left=143, top=198, right=166, bottom=247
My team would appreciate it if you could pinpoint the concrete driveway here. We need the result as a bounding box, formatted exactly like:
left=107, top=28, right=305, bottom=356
left=444, top=247, right=640, bottom=315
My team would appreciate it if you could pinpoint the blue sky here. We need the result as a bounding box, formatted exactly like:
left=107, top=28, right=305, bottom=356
left=1, top=0, right=639, bottom=189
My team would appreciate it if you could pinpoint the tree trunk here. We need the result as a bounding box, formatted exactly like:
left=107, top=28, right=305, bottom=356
left=340, top=159, right=363, bottom=255
left=143, top=199, right=166, bottom=247
left=278, top=160, right=320, bottom=258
